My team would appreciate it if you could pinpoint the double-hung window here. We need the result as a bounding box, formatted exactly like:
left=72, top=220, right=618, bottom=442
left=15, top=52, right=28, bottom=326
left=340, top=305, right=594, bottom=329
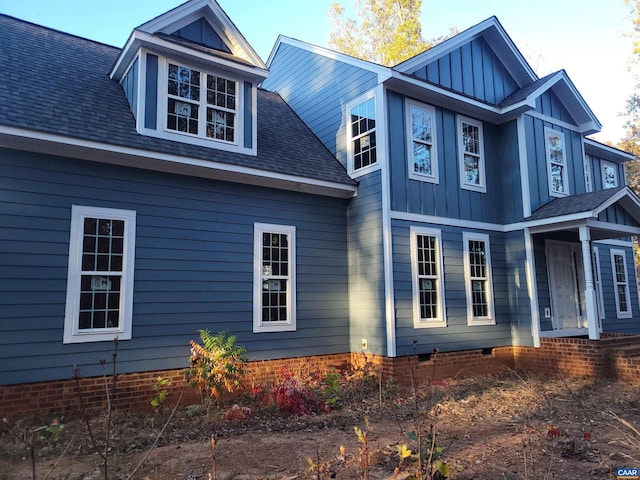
left=457, top=116, right=486, bottom=192
left=406, top=100, right=438, bottom=182
left=611, top=249, right=632, bottom=318
left=253, top=223, right=296, bottom=332
left=410, top=227, right=446, bottom=328
left=601, top=161, right=618, bottom=189
left=463, top=233, right=495, bottom=325
left=545, top=128, right=569, bottom=196
left=166, top=62, right=237, bottom=143
left=347, top=95, right=377, bottom=174
left=64, top=206, right=136, bottom=343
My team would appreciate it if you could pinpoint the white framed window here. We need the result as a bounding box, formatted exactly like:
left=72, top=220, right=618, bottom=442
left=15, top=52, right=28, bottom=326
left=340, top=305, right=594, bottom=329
left=164, top=61, right=239, bottom=144
left=462, top=232, right=495, bottom=326
left=346, top=94, right=377, bottom=175
left=601, top=161, right=619, bottom=189
left=406, top=99, right=438, bottom=182
left=64, top=206, right=136, bottom=343
left=611, top=249, right=632, bottom=319
left=253, top=223, right=296, bottom=332
left=410, top=227, right=446, bottom=328
left=545, top=128, right=569, bottom=197
left=457, top=115, right=486, bottom=193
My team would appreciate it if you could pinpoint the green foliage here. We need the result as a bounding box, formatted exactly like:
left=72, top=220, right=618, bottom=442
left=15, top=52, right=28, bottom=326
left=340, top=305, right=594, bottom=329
left=150, top=376, right=170, bottom=409
left=184, top=330, right=248, bottom=405
left=322, top=368, right=341, bottom=407
left=327, top=0, right=457, bottom=66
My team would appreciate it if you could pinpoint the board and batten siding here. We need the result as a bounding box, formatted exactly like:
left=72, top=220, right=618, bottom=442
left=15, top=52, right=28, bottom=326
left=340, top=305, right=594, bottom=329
left=0, top=149, right=350, bottom=385
left=587, top=153, right=626, bottom=191
left=347, top=171, right=386, bottom=355
left=594, top=243, right=640, bottom=334
left=262, top=42, right=379, bottom=168
left=410, top=37, right=519, bottom=105
left=524, top=115, right=586, bottom=212
left=387, top=91, right=520, bottom=224
left=121, top=56, right=139, bottom=118
left=534, top=90, right=575, bottom=125
left=391, top=220, right=513, bottom=357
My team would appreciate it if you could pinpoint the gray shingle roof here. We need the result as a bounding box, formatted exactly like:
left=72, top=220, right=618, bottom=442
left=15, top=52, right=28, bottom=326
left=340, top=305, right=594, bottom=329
left=525, top=186, right=626, bottom=221
left=0, top=14, right=355, bottom=187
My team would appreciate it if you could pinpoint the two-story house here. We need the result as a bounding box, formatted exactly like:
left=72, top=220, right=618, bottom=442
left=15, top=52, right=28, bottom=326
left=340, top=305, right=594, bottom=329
left=262, top=16, right=640, bottom=362
left=1, top=0, right=639, bottom=416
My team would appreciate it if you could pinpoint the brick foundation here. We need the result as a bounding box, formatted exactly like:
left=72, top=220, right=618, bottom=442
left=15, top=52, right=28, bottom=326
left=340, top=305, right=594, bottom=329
left=2, top=337, right=640, bottom=419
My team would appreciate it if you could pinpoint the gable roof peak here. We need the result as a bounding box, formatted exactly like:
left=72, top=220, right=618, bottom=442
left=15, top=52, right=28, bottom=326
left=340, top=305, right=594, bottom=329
left=394, top=15, right=537, bottom=87
left=111, top=0, right=267, bottom=81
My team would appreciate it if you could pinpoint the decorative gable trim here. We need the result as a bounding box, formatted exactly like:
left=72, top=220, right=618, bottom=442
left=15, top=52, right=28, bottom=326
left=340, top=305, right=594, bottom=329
left=136, top=0, right=265, bottom=68
left=394, top=16, right=536, bottom=87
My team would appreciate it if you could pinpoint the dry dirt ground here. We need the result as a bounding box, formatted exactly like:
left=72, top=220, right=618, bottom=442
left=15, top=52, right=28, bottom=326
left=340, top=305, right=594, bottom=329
left=2, top=370, right=640, bottom=480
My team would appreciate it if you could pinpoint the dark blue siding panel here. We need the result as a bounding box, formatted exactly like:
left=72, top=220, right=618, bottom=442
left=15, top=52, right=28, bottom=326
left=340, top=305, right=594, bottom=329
left=172, top=18, right=230, bottom=53
left=145, top=54, right=158, bottom=130
left=392, top=220, right=514, bottom=356
left=413, top=37, right=518, bottom=104
left=0, top=150, right=351, bottom=384
left=122, top=57, right=139, bottom=117
left=244, top=81, right=253, bottom=149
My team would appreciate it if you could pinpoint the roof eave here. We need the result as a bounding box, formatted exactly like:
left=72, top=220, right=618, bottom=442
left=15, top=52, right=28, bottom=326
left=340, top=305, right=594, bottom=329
left=385, top=73, right=533, bottom=123
left=0, top=126, right=357, bottom=199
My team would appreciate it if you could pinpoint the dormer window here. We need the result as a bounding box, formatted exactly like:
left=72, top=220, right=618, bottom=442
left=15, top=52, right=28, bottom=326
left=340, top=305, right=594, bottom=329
left=166, top=62, right=237, bottom=143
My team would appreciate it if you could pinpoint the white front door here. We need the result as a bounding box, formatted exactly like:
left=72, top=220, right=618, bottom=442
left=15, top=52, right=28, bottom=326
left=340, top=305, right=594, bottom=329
left=546, top=241, right=586, bottom=330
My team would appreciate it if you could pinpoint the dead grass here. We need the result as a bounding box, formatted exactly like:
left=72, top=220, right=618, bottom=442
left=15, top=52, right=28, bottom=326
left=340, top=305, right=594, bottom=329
left=1, top=370, right=639, bottom=479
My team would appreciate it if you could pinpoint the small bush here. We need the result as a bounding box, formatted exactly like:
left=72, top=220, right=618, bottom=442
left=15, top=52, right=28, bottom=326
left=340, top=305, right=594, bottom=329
left=184, top=330, right=248, bottom=407
left=273, top=366, right=329, bottom=416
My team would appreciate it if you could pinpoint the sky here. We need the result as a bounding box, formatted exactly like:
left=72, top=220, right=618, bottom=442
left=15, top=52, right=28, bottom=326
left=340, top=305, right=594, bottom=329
left=1, top=0, right=635, bottom=144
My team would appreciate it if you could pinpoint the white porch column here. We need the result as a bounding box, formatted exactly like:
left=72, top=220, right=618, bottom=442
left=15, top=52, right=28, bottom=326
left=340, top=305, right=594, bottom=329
left=579, top=226, right=599, bottom=340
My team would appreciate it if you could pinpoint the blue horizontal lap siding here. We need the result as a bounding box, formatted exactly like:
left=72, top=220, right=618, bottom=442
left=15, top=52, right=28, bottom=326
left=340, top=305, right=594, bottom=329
left=388, top=91, right=513, bottom=223
left=392, top=220, right=513, bottom=357
left=0, top=150, right=350, bottom=385
left=262, top=43, right=379, bottom=166
left=347, top=171, right=386, bottom=355
left=413, top=37, right=518, bottom=104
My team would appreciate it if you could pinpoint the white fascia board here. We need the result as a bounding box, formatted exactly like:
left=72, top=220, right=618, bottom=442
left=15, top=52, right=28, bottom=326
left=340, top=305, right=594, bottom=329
left=592, top=187, right=640, bottom=219
left=112, top=31, right=268, bottom=82
left=266, top=36, right=392, bottom=80
left=0, top=127, right=357, bottom=199
left=136, top=0, right=210, bottom=32
left=584, top=138, right=635, bottom=162
left=587, top=220, right=640, bottom=237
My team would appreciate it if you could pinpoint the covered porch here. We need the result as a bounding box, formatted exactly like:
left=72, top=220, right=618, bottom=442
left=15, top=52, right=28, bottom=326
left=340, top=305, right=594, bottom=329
left=523, top=186, right=640, bottom=344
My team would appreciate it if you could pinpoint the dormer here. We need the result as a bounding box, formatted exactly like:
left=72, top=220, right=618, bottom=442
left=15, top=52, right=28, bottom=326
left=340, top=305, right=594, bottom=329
left=110, top=0, right=268, bottom=155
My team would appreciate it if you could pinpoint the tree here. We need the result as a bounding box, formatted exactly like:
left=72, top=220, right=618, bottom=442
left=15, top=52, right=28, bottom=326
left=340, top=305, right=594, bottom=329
left=327, top=0, right=456, bottom=67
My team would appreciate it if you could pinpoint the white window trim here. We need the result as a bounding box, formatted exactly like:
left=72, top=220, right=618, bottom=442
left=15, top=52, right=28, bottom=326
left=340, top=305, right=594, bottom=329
left=462, top=232, right=496, bottom=326
left=592, top=247, right=606, bottom=320
left=406, top=99, right=438, bottom=183
left=545, top=128, right=570, bottom=197
left=346, top=92, right=379, bottom=178
left=64, top=206, right=136, bottom=344
left=410, top=226, right=446, bottom=328
left=140, top=56, right=250, bottom=155
left=253, top=223, right=296, bottom=333
left=610, top=249, right=632, bottom=319
left=457, top=115, right=486, bottom=193
left=601, top=160, right=619, bottom=189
